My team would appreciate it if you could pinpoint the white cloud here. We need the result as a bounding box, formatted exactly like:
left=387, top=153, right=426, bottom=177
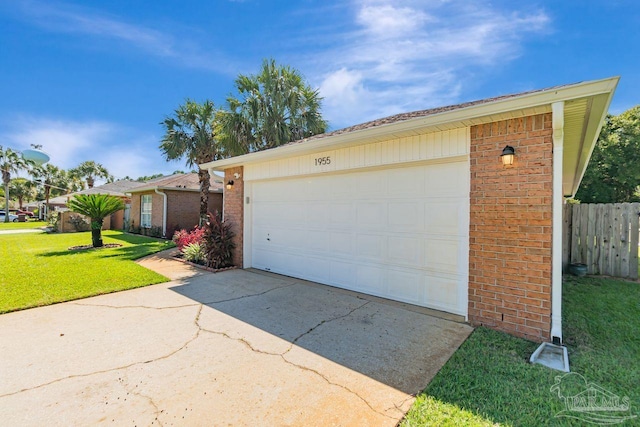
left=12, top=0, right=237, bottom=74
left=310, top=1, right=550, bottom=128
left=2, top=116, right=180, bottom=183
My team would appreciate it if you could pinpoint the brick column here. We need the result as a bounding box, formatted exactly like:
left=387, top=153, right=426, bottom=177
left=469, top=113, right=553, bottom=342
left=223, top=166, right=244, bottom=268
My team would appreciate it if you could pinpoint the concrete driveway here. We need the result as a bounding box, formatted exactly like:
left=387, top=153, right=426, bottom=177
left=0, top=251, right=473, bottom=426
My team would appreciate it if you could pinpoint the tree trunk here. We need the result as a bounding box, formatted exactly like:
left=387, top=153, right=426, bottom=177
left=198, top=168, right=210, bottom=226
left=91, top=219, right=103, bottom=247
left=87, top=176, right=94, bottom=189
left=3, top=176, right=10, bottom=223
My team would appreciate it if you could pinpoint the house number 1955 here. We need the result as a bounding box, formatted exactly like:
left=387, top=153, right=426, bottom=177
left=315, top=156, right=331, bottom=166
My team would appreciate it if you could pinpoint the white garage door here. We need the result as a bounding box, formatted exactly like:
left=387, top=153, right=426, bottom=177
left=249, top=161, right=469, bottom=316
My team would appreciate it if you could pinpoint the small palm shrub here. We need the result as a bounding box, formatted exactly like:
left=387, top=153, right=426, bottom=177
left=182, top=243, right=206, bottom=265
left=203, top=211, right=235, bottom=269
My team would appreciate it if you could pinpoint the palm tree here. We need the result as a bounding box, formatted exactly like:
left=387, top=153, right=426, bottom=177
left=1, top=145, right=31, bottom=222
left=220, top=58, right=328, bottom=153
left=70, top=161, right=113, bottom=189
left=32, top=163, right=66, bottom=214
left=160, top=99, right=227, bottom=224
left=9, top=178, right=35, bottom=209
left=67, top=194, right=124, bottom=247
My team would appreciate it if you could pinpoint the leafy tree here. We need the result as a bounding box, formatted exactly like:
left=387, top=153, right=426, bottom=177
left=70, top=161, right=113, bottom=189
left=67, top=194, right=124, bottom=247
left=160, top=100, right=227, bottom=224
left=220, top=58, right=328, bottom=154
left=1, top=145, right=32, bottom=222
left=576, top=106, right=640, bottom=203
left=9, top=178, right=35, bottom=209
left=32, top=164, right=66, bottom=211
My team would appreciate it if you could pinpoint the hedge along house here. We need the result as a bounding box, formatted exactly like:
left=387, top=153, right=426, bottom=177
left=128, top=173, right=223, bottom=238
left=201, top=77, right=618, bottom=345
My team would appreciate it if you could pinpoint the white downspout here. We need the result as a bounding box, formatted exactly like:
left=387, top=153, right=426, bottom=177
left=551, top=101, right=564, bottom=344
left=154, top=188, right=167, bottom=238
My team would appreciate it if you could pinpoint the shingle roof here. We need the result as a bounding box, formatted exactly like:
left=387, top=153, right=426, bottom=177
left=287, top=82, right=577, bottom=146
left=128, top=173, right=223, bottom=192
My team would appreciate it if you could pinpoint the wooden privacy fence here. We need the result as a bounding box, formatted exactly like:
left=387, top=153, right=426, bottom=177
left=563, top=203, right=640, bottom=279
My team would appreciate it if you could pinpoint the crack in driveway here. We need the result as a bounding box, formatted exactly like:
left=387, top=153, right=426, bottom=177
left=0, top=305, right=203, bottom=399
left=195, top=298, right=396, bottom=420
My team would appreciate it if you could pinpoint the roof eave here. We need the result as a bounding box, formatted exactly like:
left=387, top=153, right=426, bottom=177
left=200, top=77, right=620, bottom=172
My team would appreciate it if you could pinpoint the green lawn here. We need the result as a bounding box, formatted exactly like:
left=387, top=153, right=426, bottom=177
left=402, top=276, right=640, bottom=426
left=0, top=220, right=48, bottom=230
left=0, top=230, right=175, bottom=313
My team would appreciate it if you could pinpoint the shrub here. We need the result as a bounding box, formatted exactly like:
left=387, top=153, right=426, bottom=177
left=181, top=242, right=206, bottom=264
left=172, top=226, right=205, bottom=251
left=68, top=214, right=90, bottom=232
left=47, top=211, right=59, bottom=232
left=203, top=211, right=235, bottom=269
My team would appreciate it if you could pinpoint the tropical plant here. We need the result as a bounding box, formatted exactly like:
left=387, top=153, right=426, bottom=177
left=172, top=226, right=205, bottom=251
left=1, top=145, right=32, bottom=222
left=181, top=242, right=206, bottom=264
left=67, top=194, right=124, bottom=247
left=9, top=178, right=36, bottom=209
left=32, top=163, right=66, bottom=212
left=219, top=58, right=328, bottom=154
left=160, top=99, right=227, bottom=224
left=203, top=211, right=235, bottom=269
left=70, top=161, right=113, bottom=189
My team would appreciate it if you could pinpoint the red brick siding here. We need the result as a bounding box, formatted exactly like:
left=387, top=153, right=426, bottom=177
left=223, top=167, right=244, bottom=268
left=129, top=191, right=164, bottom=231
left=469, top=113, right=553, bottom=342
left=165, top=190, right=223, bottom=237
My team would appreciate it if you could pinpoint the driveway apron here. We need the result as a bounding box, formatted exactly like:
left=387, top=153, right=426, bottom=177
left=0, top=250, right=473, bottom=426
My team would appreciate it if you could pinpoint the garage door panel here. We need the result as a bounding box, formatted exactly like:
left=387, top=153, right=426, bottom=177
left=356, top=202, right=388, bottom=228
left=250, top=160, right=468, bottom=315
left=356, top=233, right=386, bottom=260
left=386, top=269, right=422, bottom=303
left=387, top=236, right=423, bottom=267
left=388, top=202, right=425, bottom=232
left=425, top=201, right=467, bottom=235
left=330, top=202, right=354, bottom=227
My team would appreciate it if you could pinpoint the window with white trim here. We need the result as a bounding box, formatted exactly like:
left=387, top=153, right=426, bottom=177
left=141, top=194, right=152, bottom=228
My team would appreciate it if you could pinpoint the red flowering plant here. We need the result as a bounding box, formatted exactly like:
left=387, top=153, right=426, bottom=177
left=172, top=226, right=205, bottom=251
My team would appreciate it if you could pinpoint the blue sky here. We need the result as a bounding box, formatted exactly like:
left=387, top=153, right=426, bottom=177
left=1, top=0, right=638, bottom=182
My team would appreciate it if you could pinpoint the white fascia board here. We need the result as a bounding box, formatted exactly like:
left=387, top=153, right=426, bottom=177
left=201, top=77, right=620, bottom=172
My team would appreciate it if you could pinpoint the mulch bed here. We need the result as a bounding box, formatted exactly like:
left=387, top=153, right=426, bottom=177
left=68, top=243, right=123, bottom=251
left=172, top=255, right=237, bottom=273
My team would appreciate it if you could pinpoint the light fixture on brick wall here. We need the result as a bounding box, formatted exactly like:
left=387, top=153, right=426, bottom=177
left=501, top=145, right=515, bottom=166
left=226, top=180, right=234, bottom=190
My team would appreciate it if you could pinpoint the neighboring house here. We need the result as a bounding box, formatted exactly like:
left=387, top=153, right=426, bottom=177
left=26, top=180, right=141, bottom=230
left=201, top=77, right=619, bottom=345
left=128, top=173, right=223, bottom=238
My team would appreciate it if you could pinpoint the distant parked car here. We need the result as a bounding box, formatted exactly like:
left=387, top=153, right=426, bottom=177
left=0, top=212, right=19, bottom=222
left=11, top=209, right=34, bottom=218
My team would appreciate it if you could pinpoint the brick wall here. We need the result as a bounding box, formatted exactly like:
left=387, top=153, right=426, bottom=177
left=469, top=113, right=553, bottom=342
left=166, top=190, right=223, bottom=237
left=223, top=167, right=244, bottom=268
left=129, top=191, right=164, bottom=231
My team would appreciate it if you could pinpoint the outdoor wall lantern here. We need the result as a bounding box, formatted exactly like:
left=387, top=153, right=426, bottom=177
left=226, top=180, right=234, bottom=190
left=501, top=145, right=515, bottom=166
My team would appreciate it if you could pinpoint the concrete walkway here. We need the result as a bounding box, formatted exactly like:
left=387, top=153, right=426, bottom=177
left=0, top=228, right=45, bottom=235
left=0, top=250, right=473, bottom=426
